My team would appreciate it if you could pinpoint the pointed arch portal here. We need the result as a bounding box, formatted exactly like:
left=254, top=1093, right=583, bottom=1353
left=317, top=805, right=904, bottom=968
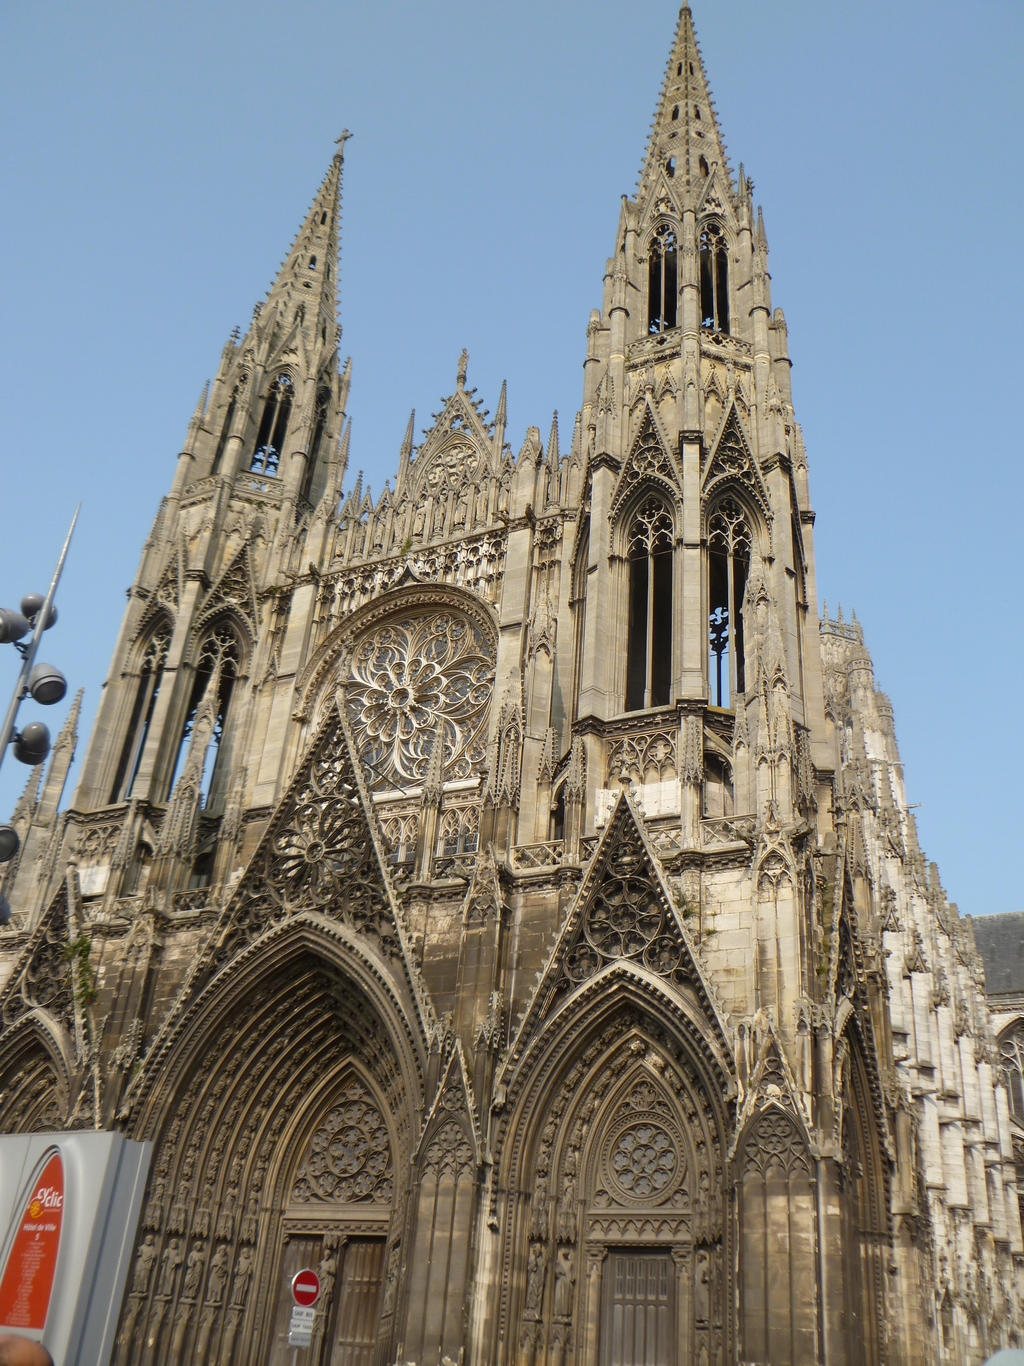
left=115, top=939, right=420, bottom=1366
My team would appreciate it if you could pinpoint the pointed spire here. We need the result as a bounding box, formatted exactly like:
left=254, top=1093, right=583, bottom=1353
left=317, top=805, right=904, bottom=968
left=493, top=379, right=508, bottom=456
left=337, top=418, right=351, bottom=485
left=398, top=409, right=415, bottom=486
left=35, top=689, right=83, bottom=829
left=637, top=5, right=732, bottom=207
left=545, top=411, right=560, bottom=465
left=254, top=135, right=349, bottom=352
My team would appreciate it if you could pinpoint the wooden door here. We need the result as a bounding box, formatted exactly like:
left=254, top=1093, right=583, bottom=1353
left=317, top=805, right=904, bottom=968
left=327, top=1238, right=386, bottom=1366
left=267, top=1234, right=325, bottom=1366
left=600, top=1251, right=676, bottom=1366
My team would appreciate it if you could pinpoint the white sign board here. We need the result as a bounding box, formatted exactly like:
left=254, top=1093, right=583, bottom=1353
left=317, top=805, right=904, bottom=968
left=288, top=1303, right=317, bottom=1347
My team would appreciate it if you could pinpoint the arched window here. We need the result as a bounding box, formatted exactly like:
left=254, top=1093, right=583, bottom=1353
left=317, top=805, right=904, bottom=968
left=708, top=498, right=751, bottom=706
left=1001, top=1025, right=1024, bottom=1121
left=110, top=622, right=171, bottom=802
left=300, top=384, right=331, bottom=503
left=647, top=224, right=678, bottom=334
left=210, top=389, right=238, bottom=477
left=625, top=496, right=673, bottom=711
left=699, top=222, right=729, bottom=332
left=703, top=752, right=734, bottom=817
left=550, top=786, right=566, bottom=842
left=570, top=516, right=590, bottom=717
left=166, top=626, right=240, bottom=806
left=250, top=373, right=293, bottom=475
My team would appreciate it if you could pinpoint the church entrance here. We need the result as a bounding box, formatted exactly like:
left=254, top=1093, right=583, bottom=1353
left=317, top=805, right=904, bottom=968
left=267, top=1234, right=387, bottom=1366
left=600, top=1251, right=676, bottom=1366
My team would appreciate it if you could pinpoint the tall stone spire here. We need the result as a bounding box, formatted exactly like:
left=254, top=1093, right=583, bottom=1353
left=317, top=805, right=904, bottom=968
left=252, top=132, right=350, bottom=353
left=636, top=5, right=733, bottom=204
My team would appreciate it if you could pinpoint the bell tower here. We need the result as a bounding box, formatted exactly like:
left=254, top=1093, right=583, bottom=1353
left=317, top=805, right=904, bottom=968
left=566, top=3, right=827, bottom=892
left=16, top=143, right=352, bottom=914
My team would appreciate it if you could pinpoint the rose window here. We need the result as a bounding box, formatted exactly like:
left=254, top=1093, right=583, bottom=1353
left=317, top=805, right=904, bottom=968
left=291, top=1082, right=393, bottom=1204
left=603, top=1117, right=684, bottom=1205
left=346, top=612, right=493, bottom=787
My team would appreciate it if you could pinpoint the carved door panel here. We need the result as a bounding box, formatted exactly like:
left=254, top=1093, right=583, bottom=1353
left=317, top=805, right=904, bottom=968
left=600, top=1251, right=675, bottom=1366
left=327, top=1238, right=386, bottom=1366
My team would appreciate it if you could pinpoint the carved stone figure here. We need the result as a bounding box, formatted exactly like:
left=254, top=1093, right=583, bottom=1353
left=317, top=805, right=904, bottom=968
left=182, top=1245, right=205, bottom=1300
left=156, top=1238, right=183, bottom=1298
left=553, top=1246, right=575, bottom=1319
left=525, top=1243, right=546, bottom=1317
left=131, top=1233, right=157, bottom=1296
left=205, top=1243, right=229, bottom=1305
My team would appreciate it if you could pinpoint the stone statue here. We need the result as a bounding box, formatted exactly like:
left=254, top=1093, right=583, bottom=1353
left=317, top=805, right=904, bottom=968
left=553, top=1246, right=575, bottom=1319
left=205, top=1243, right=229, bottom=1304
left=525, top=1243, right=545, bottom=1316
left=156, top=1238, right=183, bottom=1298
left=132, top=1233, right=157, bottom=1295
left=182, top=1245, right=205, bottom=1300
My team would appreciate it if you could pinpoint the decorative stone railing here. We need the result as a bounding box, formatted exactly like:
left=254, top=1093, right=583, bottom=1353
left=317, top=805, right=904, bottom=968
left=700, top=815, right=755, bottom=849
left=509, top=841, right=565, bottom=870
left=170, top=886, right=218, bottom=913
left=431, top=852, right=477, bottom=880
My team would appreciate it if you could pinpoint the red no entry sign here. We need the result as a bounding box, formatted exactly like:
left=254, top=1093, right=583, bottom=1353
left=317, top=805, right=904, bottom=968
left=291, top=1269, right=320, bottom=1306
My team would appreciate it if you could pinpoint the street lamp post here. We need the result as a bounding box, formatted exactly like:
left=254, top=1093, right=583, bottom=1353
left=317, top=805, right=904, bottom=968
left=0, top=505, right=79, bottom=877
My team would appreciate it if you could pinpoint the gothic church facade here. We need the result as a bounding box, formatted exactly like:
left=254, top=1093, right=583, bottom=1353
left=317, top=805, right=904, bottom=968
left=1, top=7, right=1021, bottom=1365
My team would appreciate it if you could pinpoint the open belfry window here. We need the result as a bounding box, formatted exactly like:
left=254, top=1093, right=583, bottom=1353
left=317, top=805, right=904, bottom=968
left=166, top=626, right=240, bottom=805
left=210, top=388, right=237, bottom=477
left=707, top=497, right=751, bottom=706
left=109, top=621, right=170, bottom=802
left=647, top=223, right=678, bottom=334
left=250, top=372, right=294, bottom=475
left=300, top=383, right=331, bottom=503
left=625, top=495, right=674, bottom=710
left=699, top=221, right=729, bottom=332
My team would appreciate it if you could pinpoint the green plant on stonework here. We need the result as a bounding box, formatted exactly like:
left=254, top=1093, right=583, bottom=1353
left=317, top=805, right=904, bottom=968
left=399, top=537, right=413, bottom=554
left=61, top=934, right=97, bottom=1007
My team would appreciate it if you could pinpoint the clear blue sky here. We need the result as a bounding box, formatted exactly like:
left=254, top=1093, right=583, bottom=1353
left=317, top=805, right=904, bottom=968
left=1, top=2, right=1021, bottom=914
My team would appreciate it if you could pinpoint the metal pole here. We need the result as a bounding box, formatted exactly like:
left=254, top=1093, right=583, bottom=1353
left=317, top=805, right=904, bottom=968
left=0, top=503, right=80, bottom=776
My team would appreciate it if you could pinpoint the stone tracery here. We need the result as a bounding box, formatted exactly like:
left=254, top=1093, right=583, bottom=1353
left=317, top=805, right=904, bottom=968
left=346, top=611, right=493, bottom=787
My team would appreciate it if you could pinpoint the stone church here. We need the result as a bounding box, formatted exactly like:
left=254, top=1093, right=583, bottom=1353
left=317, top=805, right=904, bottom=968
left=1, top=6, right=1022, bottom=1364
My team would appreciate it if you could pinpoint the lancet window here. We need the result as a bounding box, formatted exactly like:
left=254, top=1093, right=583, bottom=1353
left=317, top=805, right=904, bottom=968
left=109, top=621, right=171, bottom=802
left=300, top=383, right=331, bottom=503
left=436, top=806, right=479, bottom=858
left=647, top=224, right=678, bottom=334
left=625, top=496, right=674, bottom=711
left=1001, top=1025, right=1024, bottom=1121
left=166, top=625, right=240, bottom=806
left=210, top=390, right=237, bottom=477
left=708, top=498, right=751, bottom=706
left=570, top=518, right=590, bottom=717
left=699, top=222, right=729, bottom=332
left=249, top=373, right=293, bottom=475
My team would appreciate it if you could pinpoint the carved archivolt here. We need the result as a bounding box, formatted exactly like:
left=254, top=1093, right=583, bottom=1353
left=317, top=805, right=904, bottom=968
left=115, top=965, right=410, bottom=1365
left=493, top=1012, right=732, bottom=1365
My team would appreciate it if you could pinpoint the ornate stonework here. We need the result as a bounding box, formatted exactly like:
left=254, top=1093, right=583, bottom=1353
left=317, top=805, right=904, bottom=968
left=0, top=8, right=1020, bottom=1366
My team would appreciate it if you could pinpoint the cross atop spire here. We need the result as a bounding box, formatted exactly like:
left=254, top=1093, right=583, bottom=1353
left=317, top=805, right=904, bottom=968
left=255, top=138, right=349, bottom=353
left=636, top=5, right=733, bottom=208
